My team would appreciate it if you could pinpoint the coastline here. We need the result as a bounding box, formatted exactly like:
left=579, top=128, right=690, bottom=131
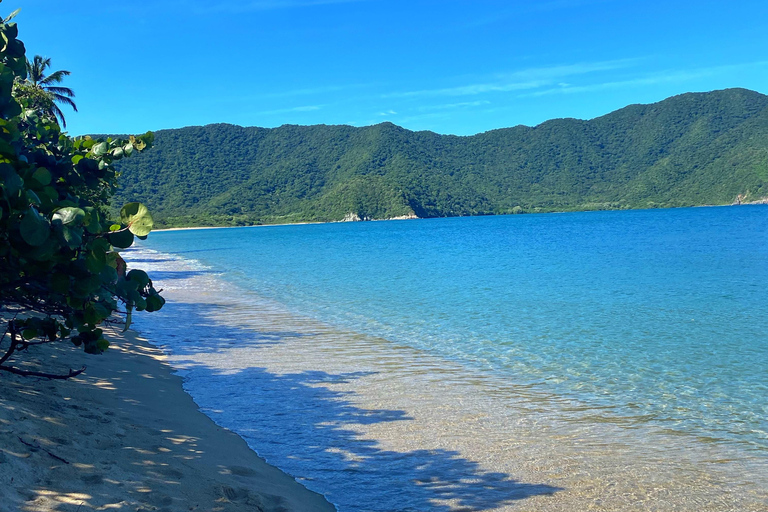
left=0, top=322, right=335, bottom=512
left=125, top=245, right=768, bottom=511
left=151, top=201, right=768, bottom=232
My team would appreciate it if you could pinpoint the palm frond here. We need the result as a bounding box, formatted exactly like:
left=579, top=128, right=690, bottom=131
left=39, top=70, right=71, bottom=86
left=44, top=86, right=75, bottom=98
left=52, top=94, right=77, bottom=112
left=26, top=55, right=52, bottom=85
left=51, top=103, right=67, bottom=128
left=3, top=8, right=21, bottom=23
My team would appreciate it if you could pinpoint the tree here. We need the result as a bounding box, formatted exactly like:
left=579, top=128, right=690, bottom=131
left=23, top=54, right=77, bottom=128
left=0, top=3, right=164, bottom=379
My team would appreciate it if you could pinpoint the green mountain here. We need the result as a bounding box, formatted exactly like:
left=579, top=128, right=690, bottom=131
left=112, top=88, right=768, bottom=227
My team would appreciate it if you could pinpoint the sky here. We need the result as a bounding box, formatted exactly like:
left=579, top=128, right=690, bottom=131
left=13, top=0, right=768, bottom=136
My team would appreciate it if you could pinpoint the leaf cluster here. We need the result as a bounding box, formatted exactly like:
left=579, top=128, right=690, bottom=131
left=0, top=6, right=163, bottom=377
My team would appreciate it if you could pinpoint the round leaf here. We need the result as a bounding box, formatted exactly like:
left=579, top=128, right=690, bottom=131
left=120, top=202, right=153, bottom=236
left=92, top=141, right=108, bottom=156
left=20, top=207, right=50, bottom=246
left=126, top=269, right=150, bottom=288
left=108, top=229, right=134, bottom=249
left=31, top=167, right=52, bottom=186
left=52, top=207, right=86, bottom=227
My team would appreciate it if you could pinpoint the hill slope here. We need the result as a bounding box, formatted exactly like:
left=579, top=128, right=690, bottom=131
left=112, top=88, right=768, bottom=227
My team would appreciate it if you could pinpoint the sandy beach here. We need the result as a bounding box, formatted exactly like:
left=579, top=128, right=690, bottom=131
left=0, top=322, right=335, bottom=512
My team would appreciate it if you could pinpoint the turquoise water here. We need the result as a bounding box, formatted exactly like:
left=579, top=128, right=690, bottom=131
left=127, top=205, right=768, bottom=510
left=139, top=206, right=768, bottom=452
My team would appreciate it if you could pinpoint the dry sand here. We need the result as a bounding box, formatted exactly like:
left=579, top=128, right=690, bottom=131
left=0, top=323, right=335, bottom=512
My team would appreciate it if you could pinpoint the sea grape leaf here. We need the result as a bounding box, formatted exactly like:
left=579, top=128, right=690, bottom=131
left=92, top=141, right=108, bottom=156
left=52, top=207, right=85, bottom=226
left=126, top=269, right=150, bottom=288
left=0, top=163, right=22, bottom=196
left=50, top=274, right=70, bottom=294
left=31, top=167, right=52, bottom=186
left=120, top=202, right=153, bottom=236
left=108, top=229, right=134, bottom=248
left=20, top=207, right=50, bottom=246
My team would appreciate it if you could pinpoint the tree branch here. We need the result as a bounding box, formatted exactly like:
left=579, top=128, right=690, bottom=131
left=0, top=364, right=86, bottom=380
left=0, top=319, right=20, bottom=367
left=18, top=436, right=71, bottom=464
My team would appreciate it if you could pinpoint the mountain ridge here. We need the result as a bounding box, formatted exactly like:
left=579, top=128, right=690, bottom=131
left=112, top=88, right=768, bottom=227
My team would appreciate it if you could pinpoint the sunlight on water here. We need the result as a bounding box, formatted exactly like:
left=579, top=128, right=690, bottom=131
left=126, top=205, right=768, bottom=511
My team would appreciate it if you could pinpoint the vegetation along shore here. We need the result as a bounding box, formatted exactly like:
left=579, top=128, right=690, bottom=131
left=112, top=87, right=768, bottom=228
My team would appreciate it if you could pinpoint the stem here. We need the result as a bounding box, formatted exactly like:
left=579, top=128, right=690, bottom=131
left=0, top=319, right=20, bottom=367
left=0, top=364, right=86, bottom=380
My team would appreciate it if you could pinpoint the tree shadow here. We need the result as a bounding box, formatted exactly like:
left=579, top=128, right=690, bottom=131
left=0, top=333, right=331, bottom=512
left=146, top=270, right=219, bottom=281
left=137, top=299, right=564, bottom=511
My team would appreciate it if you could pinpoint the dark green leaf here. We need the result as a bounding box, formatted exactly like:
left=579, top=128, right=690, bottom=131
left=20, top=207, right=50, bottom=246
left=126, top=269, right=150, bottom=288
left=108, top=229, right=134, bottom=248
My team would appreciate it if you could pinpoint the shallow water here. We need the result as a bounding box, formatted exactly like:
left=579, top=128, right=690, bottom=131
left=127, top=206, right=768, bottom=510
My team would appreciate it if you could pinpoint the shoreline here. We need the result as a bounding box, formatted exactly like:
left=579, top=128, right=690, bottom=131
left=0, top=321, right=335, bottom=512
left=126, top=246, right=768, bottom=511
left=151, top=201, right=767, bottom=232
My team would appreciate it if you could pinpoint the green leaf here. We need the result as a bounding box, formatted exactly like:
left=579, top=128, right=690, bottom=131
left=40, top=186, right=58, bottom=203
left=51, top=274, right=70, bottom=294
left=120, top=202, right=153, bottom=236
left=83, top=207, right=104, bottom=234
left=60, top=225, right=83, bottom=249
left=92, top=141, right=108, bottom=156
left=86, top=251, right=106, bottom=273
left=4, top=8, right=22, bottom=23
left=145, top=294, right=166, bottom=312
left=126, top=269, right=150, bottom=288
left=100, top=264, right=118, bottom=284
left=26, top=189, right=41, bottom=205
left=32, top=167, right=52, bottom=186
left=52, top=207, right=85, bottom=227
left=109, top=223, right=121, bottom=232
left=0, top=163, right=23, bottom=197
left=108, top=229, right=134, bottom=248
left=20, top=207, right=50, bottom=246
left=27, top=237, right=58, bottom=261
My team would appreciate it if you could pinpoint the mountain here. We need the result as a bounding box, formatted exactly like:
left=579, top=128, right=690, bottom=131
left=111, top=88, right=768, bottom=227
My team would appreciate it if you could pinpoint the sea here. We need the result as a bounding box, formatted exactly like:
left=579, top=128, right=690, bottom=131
left=125, top=205, right=768, bottom=511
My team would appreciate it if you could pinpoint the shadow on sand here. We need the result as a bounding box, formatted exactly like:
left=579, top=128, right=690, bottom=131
left=136, top=289, right=564, bottom=512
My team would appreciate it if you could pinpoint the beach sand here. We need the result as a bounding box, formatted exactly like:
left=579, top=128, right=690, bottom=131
left=0, top=323, right=335, bottom=512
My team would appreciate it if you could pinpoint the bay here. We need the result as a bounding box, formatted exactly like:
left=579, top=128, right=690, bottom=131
left=127, top=205, right=768, bottom=510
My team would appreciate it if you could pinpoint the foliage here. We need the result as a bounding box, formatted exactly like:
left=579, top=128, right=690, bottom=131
left=111, top=88, right=768, bottom=227
left=21, top=54, right=77, bottom=127
left=0, top=5, right=163, bottom=379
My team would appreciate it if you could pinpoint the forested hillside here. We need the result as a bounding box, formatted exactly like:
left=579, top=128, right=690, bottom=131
left=112, top=88, right=768, bottom=227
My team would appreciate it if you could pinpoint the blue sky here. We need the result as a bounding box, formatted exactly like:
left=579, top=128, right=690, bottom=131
left=14, top=0, right=768, bottom=136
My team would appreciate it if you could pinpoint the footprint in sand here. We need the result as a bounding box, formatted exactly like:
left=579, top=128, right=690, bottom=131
left=227, top=466, right=257, bottom=477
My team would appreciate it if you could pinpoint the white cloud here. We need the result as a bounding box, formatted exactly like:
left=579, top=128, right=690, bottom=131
left=417, top=100, right=491, bottom=111
left=384, top=59, right=640, bottom=99
left=524, top=60, right=768, bottom=97
left=256, top=104, right=323, bottom=115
